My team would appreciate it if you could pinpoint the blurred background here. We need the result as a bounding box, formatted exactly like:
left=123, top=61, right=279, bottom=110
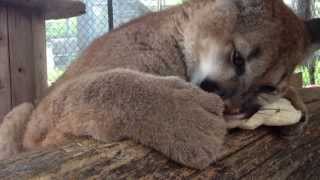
left=46, top=0, right=185, bottom=85
left=46, top=0, right=319, bottom=86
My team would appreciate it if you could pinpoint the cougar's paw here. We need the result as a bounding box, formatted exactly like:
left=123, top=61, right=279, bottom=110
left=278, top=86, right=309, bottom=139
left=165, top=87, right=227, bottom=169
left=110, top=75, right=228, bottom=169
left=278, top=111, right=309, bottom=139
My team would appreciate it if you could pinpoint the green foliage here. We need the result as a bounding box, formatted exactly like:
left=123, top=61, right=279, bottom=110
left=297, top=66, right=310, bottom=86
left=165, top=0, right=186, bottom=5
left=298, top=59, right=320, bottom=86
left=46, top=18, right=78, bottom=39
left=48, top=68, right=64, bottom=86
left=171, top=0, right=184, bottom=3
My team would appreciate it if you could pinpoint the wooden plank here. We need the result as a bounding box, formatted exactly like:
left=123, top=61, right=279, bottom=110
left=43, top=0, right=86, bottom=20
left=0, top=88, right=319, bottom=179
left=0, top=6, right=11, bottom=121
left=7, top=6, right=36, bottom=106
left=31, top=12, right=47, bottom=102
left=0, top=0, right=86, bottom=19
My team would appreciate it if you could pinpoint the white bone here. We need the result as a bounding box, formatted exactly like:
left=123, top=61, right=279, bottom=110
left=231, top=98, right=302, bottom=130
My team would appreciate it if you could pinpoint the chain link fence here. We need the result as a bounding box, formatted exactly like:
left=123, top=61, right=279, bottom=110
left=49, top=0, right=319, bottom=86
left=46, top=0, right=183, bottom=85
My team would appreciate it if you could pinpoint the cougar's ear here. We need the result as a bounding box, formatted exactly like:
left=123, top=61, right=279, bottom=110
left=305, top=18, right=320, bottom=49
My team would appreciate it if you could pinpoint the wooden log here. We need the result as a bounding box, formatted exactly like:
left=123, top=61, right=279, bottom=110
left=1, top=88, right=320, bottom=179
left=0, top=0, right=86, bottom=19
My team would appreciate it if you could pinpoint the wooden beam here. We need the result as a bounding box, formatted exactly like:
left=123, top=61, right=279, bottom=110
left=0, top=6, right=11, bottom=121
left=0, top=0, right=86, bottom=19
left=0, top=88, right=320, bottom=179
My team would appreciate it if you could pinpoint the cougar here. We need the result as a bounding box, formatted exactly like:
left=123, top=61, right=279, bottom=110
left=0, top=0, right=319, bottom=169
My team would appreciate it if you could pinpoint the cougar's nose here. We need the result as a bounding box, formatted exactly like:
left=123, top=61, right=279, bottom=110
left=200, top=78, right=227, bottom=98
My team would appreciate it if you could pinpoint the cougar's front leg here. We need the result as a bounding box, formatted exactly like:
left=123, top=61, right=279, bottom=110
left=24, top=68, right=227, bottom=169
left=280, top=86, right=308, bottom=137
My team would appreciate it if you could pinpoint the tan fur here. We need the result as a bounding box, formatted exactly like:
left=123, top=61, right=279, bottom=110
left=0, top=0, right=315, bottom=169
left=0, top=103, right=33, bottom=159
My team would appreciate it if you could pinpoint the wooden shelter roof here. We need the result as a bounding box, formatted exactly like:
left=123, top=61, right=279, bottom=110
left=0, top=0, right=86, bottom=19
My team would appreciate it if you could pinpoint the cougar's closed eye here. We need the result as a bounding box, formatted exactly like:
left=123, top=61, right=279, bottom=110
left=258, top=85, right=277, bottom=93
left=231, top=49, right=245, bottom=76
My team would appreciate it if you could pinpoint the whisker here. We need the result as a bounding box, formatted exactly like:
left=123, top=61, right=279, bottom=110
left=259, top=108, right=291, bottom=112
left=254, top=112, right=270, bottom=115
left=260, top=108, right=280, bottom=111
left=259, top=95, right=269, bottom=102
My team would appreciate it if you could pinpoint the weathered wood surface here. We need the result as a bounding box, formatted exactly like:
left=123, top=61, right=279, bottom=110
left=31, top=12, right=48, bottom=101
left=0, top=6, right=11, bottom=121
left=0, top=6, right=49, bottom=114
left=7, top=6, right=36, bottom=107
left=0, top=0, right=86, bottom=19
left=1, top=88, right=320, bottom=180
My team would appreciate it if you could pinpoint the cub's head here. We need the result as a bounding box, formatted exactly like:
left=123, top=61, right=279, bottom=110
left=183, top=0, right=320, bottom=117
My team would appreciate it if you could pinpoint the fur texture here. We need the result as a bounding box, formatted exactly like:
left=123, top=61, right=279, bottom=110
left=23, top=70, right=226, bottom=168
left=0, top=0, right=316, bottom=169
left=0, top=103, right=33, bottom=159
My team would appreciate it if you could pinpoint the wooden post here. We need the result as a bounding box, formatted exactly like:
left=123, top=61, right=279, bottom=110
left=0, top=6, right=47, bottom=120
left=7, top=6, right=37, bottom=107
left=32, top=12, right=47, bottom=101
left=6, top=6, right=48, bottom=106
left=0, top=6, right=11, bottom=121
left=0, top=0, right=85, bottom=120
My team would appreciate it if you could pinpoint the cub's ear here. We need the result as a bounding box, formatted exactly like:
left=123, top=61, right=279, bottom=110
left=305, top=18, right=320, bottom=49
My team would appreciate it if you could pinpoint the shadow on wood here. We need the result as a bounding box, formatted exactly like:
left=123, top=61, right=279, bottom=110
left=0, top=88, right=320, bottom=179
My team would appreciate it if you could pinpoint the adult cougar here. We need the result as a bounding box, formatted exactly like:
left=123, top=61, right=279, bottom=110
left=0, top=0, right=319, bottom=169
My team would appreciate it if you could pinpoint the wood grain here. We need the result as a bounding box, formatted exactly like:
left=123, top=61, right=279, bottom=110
left=7, top=6, right=36, bottom=107
left=0, top=88, right=320, bottom=179
left=0, top=6, right=11, bottom=121
left=0, top=6, right=48, bottom=117
left=31, top=12, right=47, bottom=101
